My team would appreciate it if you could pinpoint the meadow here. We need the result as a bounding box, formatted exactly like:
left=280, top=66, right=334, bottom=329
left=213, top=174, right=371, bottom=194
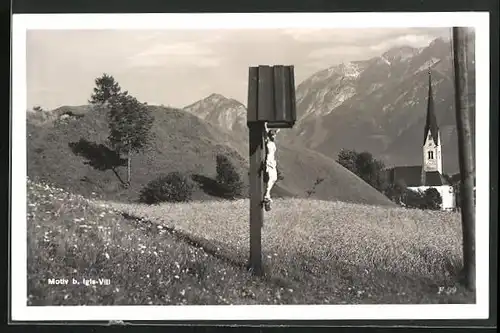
left=27, top=178, right=474, bottom=306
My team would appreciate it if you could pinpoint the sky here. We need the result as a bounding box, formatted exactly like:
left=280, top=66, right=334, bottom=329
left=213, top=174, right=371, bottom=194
left=26, top=28, right=451, bottom=110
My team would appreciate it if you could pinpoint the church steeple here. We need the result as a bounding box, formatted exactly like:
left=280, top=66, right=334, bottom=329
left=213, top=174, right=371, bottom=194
left=423, top=68, right=439, bottom=145
left=422, top=68, right=443, bottom=175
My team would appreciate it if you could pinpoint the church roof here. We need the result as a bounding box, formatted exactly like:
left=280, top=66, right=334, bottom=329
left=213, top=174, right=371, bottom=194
left=388, top=166, right=422, bottom=187
left=423, top=69, right=440, bottom=145
left=386, top=166, right=449, bottom=187
left=424, top=171, right=449, bottom=186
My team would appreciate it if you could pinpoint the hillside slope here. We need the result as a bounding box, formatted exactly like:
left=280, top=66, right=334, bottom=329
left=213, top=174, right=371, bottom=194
left=27, top=105, right=394, bottom=206
left=27, top=105, right=256, bottom=202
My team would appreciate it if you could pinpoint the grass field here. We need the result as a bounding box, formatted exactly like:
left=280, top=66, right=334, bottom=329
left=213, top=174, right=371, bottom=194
left=27, top=178, right=474, bottom=306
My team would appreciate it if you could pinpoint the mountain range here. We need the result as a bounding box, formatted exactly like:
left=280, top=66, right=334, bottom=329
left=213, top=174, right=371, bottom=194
left=182, top=35, right=476, bottom=175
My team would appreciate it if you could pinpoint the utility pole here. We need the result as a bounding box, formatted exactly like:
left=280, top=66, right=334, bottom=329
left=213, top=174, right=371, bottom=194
left=452, top=27, right=476, bottom=291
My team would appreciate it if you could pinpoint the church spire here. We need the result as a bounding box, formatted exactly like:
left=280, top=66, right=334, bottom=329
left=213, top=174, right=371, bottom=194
left=421, top=67, right=443, bottom=176
left=423, top=68, right=439, bottom=145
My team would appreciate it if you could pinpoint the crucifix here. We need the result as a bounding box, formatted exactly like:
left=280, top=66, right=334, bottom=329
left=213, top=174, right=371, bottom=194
left=246, top=65, right=296, bottom=276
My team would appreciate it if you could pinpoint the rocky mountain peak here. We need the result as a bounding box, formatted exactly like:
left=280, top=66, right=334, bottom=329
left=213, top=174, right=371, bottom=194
left=183, top=93, right=247, bottom=133
left=335, top=62, right=364, bottom=78
left=382, top=45, right=419, bottom=63
left=429, top=37, right=447, bottom=47
left=205, top=93, right=229, bottom=103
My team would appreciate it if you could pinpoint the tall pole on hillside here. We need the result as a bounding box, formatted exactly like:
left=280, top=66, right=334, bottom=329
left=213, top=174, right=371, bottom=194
left=452, top=27, right=476, bottom=291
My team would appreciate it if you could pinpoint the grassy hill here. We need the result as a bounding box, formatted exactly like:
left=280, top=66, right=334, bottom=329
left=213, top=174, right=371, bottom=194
left=27, top=178, right=473, bottom=305
left=28, top=105, right=290, bottom=202
left=27, top=105, right=395, bottom=206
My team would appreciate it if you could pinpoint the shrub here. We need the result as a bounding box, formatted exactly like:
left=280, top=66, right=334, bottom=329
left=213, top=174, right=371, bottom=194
left=384, top=179, right=407, bottom=204
left=139, top=172, right=194, bottom=204
left=402, top=187, right=442, bottom=210
left=422, top=188, right=442, bottom=210
left=306, top=177, right=325, bottom=197
left=403, top=189, right=425, bottom=209
left=215, top=154, right=244, bottom=199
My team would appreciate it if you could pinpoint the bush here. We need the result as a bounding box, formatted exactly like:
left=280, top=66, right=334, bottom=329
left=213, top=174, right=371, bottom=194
left=384, top=179, right=407, bottom=204
left=422, top=188, right=442, bottom=210
left=404, top=189, right=425, bottom=209
left=139, top=172, right=194, bottom=204
left=402, top=187, right=442, bottom=210
left=216, top=154, right=244, bottom=199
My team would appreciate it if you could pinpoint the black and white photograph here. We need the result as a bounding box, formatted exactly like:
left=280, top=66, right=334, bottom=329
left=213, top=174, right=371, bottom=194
left=11, top=12, right=490, bottom=321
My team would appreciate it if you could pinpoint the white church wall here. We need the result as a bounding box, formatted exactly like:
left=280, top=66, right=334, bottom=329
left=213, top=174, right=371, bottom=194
left=407, top=185, right=456, bottom=211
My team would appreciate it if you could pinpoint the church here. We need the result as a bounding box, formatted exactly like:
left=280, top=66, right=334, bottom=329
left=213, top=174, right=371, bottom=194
left=385, top=70, right=456, bottom=211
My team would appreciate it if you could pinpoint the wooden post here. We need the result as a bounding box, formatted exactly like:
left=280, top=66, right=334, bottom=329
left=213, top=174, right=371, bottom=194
left=247, top=66, right=264, bottom=276
left=248, top=122, right=265, bottom=276
left=452, top=27, right=476, bottom=291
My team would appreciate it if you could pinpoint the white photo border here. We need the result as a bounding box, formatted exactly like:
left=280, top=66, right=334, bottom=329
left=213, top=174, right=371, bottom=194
left=11, top=12, right=490, bottom=321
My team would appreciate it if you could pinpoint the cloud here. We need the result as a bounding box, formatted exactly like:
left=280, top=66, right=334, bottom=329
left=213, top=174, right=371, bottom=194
left=126, top=41, right=221, bottom=68
left=282, top=28, right=449, bottom=49
left=308, top=45, right=365, bottom=59
left=283, top=28, right=421, bottom=43
left=368, top=33, right=440, bottom=52
left=303, top=29, right=450, bottom=66
left=27, top=28, right=451, bottom=109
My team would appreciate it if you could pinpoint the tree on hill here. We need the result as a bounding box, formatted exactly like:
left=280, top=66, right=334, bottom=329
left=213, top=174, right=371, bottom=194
left=337, top=149, right=358, bottom=173
left=356, top=151, right=387, bottom=191
left=216, top=154, right=244, bottom=199
left=89, top=74, right=154, bottom=186
left=337, top=148, right=387, bottom=192
left=89, top=73, right=124, bottom=107
left=107, top=94, right=154, bottom=185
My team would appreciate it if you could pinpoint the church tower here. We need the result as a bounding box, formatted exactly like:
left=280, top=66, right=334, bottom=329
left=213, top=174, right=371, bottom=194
left=422, top=69, right=443, bottom=177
